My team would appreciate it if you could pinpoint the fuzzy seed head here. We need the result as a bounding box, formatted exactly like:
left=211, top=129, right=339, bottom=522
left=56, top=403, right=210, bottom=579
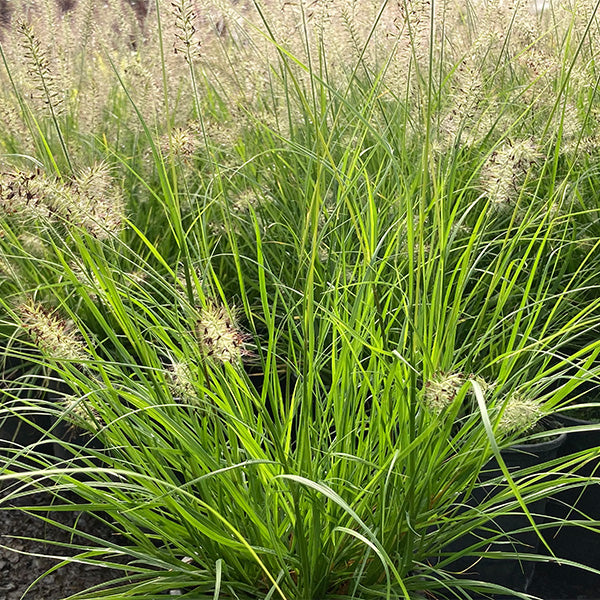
left=16, top=299, right=87, bottom=363
left=71, top=162, right=125, bottom=239
left=17, top=18, right=65, bottom=116
left=470, top=374, right=495, bottom=396
left=0, top=256, right=20, bottom=280
left=160, top=126, right=201, bottom=161
left=435, top=61, right=486, bottom=151
left=67, top=261, right=102, bottom=302
left=168, top=360, right=198, bottom=403
left=177, top=267, right=204, bottom=306
left=450, top=222, right=473, bottom=240
left=423, top=371, right=466, bottom=414
left=0, top=169, right=65, bottom=221
left=18, top=233, right=47, bottom=257
left=0, top=167, right=124, bottom=239
left=62, top=396, right=103, bottom=430
left=196, top=301, right=249, bottom=363
left=204, top=117, right=242, bottom=150
left=125, top=270, right=147, bottom=287
left=231, top=188, right=260, bottom=213
left=0, top=97, right=30, bottom=148
left=480, top=139, right=541, bottom=208
left=171, top=0, right=202, bottom=62
left=497, top=394, right=542, bottom=435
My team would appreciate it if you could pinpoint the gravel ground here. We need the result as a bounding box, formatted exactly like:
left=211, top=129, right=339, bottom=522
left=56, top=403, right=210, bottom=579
left=0, top=484, right=122, bottom=600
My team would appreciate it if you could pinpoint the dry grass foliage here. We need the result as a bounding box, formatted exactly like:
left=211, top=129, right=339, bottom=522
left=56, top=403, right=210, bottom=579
left=0, top=0, right=595, bottom=160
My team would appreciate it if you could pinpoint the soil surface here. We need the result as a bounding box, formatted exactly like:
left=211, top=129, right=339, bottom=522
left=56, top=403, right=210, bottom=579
left=0, top=484, right=122, bottom=600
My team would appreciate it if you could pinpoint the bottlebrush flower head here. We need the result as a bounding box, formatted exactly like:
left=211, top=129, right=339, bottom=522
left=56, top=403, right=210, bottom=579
left=195, top=300, right=250, bottom=364
left=62, top=396, right=104, bottom=431
left=16, top=299, right=87, bottom=363
left=167, top=358, right=199, bottom=404
left=423, top=371, right=466, bottom=414
left=497, top=394, right=542, bottom=435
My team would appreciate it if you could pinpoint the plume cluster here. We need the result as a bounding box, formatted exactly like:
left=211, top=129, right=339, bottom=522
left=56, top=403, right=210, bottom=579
left=0, top=165, right=124, bottom=239
left=16, top=298, right=88, bottom=363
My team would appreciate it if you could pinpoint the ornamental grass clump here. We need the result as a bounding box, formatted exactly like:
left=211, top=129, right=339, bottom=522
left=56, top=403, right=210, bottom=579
left=1, top=0, right=600, bottom=599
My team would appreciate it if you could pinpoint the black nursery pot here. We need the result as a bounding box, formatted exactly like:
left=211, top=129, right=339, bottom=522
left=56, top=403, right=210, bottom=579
left=542, top=414, right=600, bottom=584
left=445, top=432, right=566, bottom=596
left=0, top=362, right=74, bottom=465
left=51, top=416, right=105, bottom=462
left=0, top=398, right=55, bottom=464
